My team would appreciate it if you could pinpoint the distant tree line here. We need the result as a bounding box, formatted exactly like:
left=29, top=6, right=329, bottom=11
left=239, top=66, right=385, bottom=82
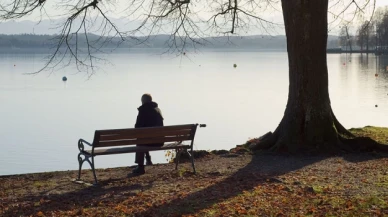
left=340, top=6, right=388, bottom=52
left=0, top=34, right=54, bottom=48
left=0, top=34, right=341, bottom=52
left=0, top=34, right=123, bottom=50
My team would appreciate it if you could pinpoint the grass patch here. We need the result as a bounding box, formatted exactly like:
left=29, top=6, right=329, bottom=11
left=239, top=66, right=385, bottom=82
left=349, top=126, right=388, bottom=144
left=32, top=180, right=56, bottom=189
left=376, top=174, right=388, bottom=187
left=312, top=185, right=324, bottom=194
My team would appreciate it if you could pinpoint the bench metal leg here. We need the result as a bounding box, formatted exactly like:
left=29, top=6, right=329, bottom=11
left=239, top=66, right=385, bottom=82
left=77, top=153, right=98, bottom=185
left=91, top=156, right=98, bottom=185
left=77, top=153, right=84, bottom=180
left=175, top=149, right=182, bottom=170
left=186, top=149, right=196, bottom=174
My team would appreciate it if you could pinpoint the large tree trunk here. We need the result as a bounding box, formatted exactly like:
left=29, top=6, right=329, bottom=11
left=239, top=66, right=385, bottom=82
left=276, top=0, right=338, bottom=152
left=252, top=0, right=353, bottom=153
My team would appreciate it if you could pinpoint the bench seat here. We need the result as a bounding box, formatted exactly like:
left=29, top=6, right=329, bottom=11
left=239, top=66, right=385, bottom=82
left=83, top=143, right=191, bottom=156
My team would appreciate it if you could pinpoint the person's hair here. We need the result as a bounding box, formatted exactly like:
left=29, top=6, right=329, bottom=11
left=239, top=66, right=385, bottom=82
left=142, top=93, right=152, bottom=103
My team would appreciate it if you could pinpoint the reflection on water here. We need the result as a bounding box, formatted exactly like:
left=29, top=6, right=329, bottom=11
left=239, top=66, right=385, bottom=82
left=330, top=54, right=388, bottom=132
left=0, top=52, right=388, bottom=175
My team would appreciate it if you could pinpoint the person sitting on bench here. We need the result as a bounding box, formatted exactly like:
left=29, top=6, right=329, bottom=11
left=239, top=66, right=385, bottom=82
left=133, top=93, right=164, bottom=175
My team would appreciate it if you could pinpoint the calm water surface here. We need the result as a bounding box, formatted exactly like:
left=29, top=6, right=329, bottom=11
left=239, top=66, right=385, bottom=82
left=1, top=51, right=388, bottom=175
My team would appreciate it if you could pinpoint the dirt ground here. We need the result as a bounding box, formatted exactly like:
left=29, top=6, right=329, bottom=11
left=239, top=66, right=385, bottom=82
left=1, top=150, right=388, bottom=217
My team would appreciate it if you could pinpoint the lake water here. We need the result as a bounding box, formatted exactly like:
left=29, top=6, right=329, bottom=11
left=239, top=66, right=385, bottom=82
left=1, top=51, right=388, bottom=175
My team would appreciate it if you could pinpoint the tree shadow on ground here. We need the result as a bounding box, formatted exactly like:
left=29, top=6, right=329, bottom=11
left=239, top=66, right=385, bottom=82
left=135, top=152, right=388, bottom=216
left=2, top=152, right=387, bottom=216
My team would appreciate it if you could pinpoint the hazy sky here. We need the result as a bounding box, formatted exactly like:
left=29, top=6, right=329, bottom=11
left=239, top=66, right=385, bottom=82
left=375, top=0, right=388, bottom=7
left=3, top=0, right=388, bottom=35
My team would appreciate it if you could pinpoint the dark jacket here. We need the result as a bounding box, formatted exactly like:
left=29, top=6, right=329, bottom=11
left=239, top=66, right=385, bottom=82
left=135, top=102, right=164, bottom=128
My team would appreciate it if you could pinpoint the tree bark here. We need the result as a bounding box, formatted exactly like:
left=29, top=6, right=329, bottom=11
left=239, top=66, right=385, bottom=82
left=252, top=0, right=350, bottom=153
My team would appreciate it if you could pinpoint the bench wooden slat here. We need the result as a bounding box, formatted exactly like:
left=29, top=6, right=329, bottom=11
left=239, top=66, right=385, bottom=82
left=99, top=129, right=192, bottom=141
left=95, top=135, right=192, bottom=147
left=96, top=124, right=194, bottom=136
left=85, top=144, right=191, bottom=156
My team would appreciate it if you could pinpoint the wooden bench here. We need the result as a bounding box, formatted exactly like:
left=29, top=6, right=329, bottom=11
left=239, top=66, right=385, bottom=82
left=76, top=124, right=205, bottom=184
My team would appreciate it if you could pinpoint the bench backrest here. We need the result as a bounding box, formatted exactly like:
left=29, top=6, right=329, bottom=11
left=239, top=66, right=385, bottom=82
left=92, top=124, right=198, bottom=148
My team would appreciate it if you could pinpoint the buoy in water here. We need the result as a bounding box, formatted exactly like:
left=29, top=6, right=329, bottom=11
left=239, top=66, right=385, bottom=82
left=375, top=105, right=378, bottom=108
left=233, top=64, right=237, bottom=68
left=62, top=76, right=67, bottom=82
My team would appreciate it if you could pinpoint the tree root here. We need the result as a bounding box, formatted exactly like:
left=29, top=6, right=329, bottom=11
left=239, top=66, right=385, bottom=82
left=248, top=131, right=276, bottom=150
left=331, top=110, right=355, bottom=138
left=340, top=136, right=388, bottom=152
left=249, top=130, right=388, bottom=153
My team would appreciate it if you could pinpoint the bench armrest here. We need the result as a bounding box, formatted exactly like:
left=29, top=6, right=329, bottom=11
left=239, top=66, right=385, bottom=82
left=78, top=139, right=93, bottom=152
